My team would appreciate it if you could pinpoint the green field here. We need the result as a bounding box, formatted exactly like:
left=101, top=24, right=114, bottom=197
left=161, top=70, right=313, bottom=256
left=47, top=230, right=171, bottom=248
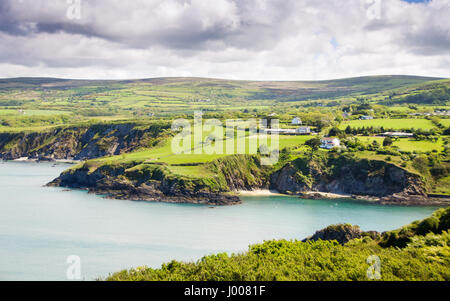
left=356, top=136, right=385, bottom=144
left=393, top=138, right=445, bottom=152
left=0, top=109, right=71, bottom=116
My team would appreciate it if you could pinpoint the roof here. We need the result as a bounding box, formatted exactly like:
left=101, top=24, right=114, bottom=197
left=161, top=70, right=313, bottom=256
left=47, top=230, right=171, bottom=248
left=383, top=132, right=413, bottom=136
left=321, top=137, right=339, bottom=141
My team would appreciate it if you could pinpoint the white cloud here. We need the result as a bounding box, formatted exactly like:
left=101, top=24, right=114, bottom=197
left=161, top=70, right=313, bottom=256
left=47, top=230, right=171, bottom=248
left=0, top=0, right=448, bottom=80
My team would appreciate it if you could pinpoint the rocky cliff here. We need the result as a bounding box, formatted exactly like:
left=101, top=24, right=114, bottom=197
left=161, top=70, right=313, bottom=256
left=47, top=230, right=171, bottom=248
left=270, top=153, right=429, bottom=204
left=0, top=122, right=171, bottom=161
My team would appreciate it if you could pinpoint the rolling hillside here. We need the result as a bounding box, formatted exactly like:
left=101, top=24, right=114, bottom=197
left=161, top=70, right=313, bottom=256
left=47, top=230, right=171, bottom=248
left=0, top=75, right=447, bottom=131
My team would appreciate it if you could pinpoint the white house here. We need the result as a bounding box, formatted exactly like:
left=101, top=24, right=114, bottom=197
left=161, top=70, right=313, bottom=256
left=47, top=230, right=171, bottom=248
left=320, top=137, right=341, bottom=149
left=360, top=115, right=374, bottom=120
left=296, top=126, right=311, bottom=134
left=291, top=117, right=302, bottom=125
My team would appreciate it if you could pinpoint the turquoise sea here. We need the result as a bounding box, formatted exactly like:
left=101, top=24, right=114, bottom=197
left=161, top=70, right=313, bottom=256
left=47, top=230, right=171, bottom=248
left=0, top=161, right=439, bottom=280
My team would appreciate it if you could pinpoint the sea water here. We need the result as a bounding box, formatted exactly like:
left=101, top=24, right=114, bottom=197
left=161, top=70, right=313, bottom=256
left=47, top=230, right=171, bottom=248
left=0, top=161, right=439, bottom=280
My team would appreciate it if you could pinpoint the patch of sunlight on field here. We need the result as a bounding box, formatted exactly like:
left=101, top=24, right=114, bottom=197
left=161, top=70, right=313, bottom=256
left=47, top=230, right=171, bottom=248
left=0, top=125, right=59, bottom=133
left=166, top=165, right=214, bottom=177
left=356, top=151, right=401, bottom=162
left=357, top=136, right=385, bottom=144
left=393, top=138, right=444, bottom=152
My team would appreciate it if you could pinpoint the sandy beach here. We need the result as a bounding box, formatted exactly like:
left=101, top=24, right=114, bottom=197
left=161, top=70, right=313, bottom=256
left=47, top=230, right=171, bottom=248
left=238, top=189, right=282, bottom=196
left=13, top=157, right=35, bottom=162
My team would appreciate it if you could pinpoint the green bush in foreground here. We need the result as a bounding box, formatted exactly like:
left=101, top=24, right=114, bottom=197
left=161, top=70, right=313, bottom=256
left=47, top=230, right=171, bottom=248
left=106, top=208, right=450, bottom=281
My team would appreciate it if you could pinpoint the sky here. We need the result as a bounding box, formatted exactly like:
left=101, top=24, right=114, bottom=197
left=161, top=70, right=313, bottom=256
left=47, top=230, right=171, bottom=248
left=0, top=0, right=449, bottom=80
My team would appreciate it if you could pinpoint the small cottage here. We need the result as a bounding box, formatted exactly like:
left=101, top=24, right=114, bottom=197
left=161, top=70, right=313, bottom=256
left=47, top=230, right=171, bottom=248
left=320, top=137, right=341, bottom=149
left=291, top=117, right=302, bottom=125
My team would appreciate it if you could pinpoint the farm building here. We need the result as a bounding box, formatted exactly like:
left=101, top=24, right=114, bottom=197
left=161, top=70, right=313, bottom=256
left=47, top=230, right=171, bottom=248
left=264, top=126, right=311, bottom=135
left=264, top=128, right=296, bottom=134
left=382, top=132, right=414, bottom=138
left=359, top=115, right=374, bottom=120
left=296, top=126, right=311, bottom=134
left=342, top=112, right=351, bottom=119
left=320, top=137, right=341, bottom=149
left=292, top=117, right=302, bottom=125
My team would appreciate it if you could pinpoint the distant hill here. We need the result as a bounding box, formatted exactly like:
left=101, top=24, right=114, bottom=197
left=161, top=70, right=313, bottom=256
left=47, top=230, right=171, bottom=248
left=0, top=75, right=446, bottom=120
left=0, top=75, right=444, bottom=100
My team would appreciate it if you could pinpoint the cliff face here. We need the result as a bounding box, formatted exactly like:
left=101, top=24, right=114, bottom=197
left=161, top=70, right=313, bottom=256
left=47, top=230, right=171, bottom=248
left=209, top=155, right=269, bottom=191
left=270, top=154, right=427, bottom=198
left=0, top=122, right=171, bottom=160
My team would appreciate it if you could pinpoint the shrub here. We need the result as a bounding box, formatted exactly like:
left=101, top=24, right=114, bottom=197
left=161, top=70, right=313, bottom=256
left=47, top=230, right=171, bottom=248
left=416, top=217, right=440, bottom=236
left=383, top=137, right=393, bottom=147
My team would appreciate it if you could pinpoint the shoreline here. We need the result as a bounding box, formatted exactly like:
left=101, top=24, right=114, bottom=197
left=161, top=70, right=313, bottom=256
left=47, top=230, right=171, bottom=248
left=5, top=159, right=448, bottom=207
left=300, top=191, right=352, bottom=199
left=9, top=157, right=80, bottom=164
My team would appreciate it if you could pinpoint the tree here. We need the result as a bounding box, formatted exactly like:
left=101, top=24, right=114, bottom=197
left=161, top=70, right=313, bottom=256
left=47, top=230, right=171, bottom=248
left=372, top=140, right=380, bottom=150
left=383, top=137, right=393, bottom=147
left=305, top=137, right=321, bottom=151
left=444, top=127, right=450, bottom=136
left=345, top=126, right=352, bottom=135
left=328, top=127, right=344, bottom=138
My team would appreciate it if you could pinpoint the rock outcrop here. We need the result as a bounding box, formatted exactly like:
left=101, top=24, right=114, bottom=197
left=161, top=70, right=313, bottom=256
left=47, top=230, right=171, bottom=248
left=302, top=224, right=380, bottom=245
